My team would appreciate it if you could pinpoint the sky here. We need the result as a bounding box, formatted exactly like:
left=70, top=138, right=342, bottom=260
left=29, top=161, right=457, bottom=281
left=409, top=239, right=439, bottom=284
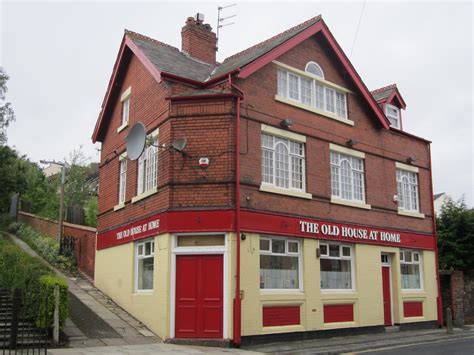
left=1, top=0, right=473, bottom=206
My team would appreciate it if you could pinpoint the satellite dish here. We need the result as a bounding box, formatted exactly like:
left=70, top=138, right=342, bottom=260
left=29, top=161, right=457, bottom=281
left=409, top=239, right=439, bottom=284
left=171, top=138, right=187, bottom=152
left=126, top=122, right=146, bottom=160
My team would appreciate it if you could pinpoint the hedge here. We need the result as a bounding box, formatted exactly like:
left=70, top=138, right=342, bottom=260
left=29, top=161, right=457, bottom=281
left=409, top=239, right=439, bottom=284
left=0, top=236, right=68, bottom=329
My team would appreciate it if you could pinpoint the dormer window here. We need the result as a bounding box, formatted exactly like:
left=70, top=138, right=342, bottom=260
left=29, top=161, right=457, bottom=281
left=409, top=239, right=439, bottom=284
left=385, top=104, right=400, bottom=129
left=305, top=61, right=324, bottom=79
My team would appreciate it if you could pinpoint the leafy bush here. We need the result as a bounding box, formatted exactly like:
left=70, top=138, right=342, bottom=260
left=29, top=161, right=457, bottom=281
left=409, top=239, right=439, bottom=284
left=34, top=274, right=69, bottom=328
left=0, top=213, right=13, bottom=230
left=7, top=221, right=22, bottom=234
left=0, top=236, right=69, bottom=330
left=16, top=224, right=75, bottom=271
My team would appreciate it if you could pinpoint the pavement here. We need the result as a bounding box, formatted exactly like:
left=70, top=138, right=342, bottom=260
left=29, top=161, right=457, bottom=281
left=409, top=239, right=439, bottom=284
left=6, top=232, right=474, bottom=354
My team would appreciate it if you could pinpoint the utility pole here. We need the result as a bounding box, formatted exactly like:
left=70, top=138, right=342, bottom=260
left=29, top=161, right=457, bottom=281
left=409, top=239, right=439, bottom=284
left=40, top=160, right=66, bottom=251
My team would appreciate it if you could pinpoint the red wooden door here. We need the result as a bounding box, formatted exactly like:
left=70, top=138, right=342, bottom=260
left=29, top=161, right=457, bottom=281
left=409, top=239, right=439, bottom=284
left=175, top=255, right=223, bottom=338
left=382, top=266, right=392, bottom=326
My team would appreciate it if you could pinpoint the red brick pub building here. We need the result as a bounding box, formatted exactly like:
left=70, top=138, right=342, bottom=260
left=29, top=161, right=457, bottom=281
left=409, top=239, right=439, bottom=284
left=92, top=14, right=442, bottom=346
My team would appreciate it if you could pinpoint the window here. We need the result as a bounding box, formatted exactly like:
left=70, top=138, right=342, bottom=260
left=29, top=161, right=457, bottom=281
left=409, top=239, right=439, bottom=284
left=305, top=61, right=324, bottom=78
left=261, top=133, right=305, bottom=191
left=320, top=243, right=353, bottom=290
left=400, top=250, right=422, bottom=290
left=330, top=151, right=365, bottom=202
left=259, top=237, right=301, bottom=290
left=122, top=97, right=130, bottom=126
left=137, top=132, right=158, bottom=195
left=135, top=239, right=155, bottom=291
left=118, top=158, right=127, bottom=204
left=385, top=104, right=400, bottom=128
left=397, top=169, right=419, bottom=212
left=277, top=66, right=347, bottom=119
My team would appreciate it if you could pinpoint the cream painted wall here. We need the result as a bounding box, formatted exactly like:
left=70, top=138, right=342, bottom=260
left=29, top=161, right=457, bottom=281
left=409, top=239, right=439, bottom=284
left=94, top=233, right=171, bottom=339
left=240, top=234, right=439, bottom=336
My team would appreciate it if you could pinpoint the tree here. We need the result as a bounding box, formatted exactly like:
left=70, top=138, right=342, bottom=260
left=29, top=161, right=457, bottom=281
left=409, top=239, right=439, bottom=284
left=0, top=67, right=16, bottom=145
left=437, top=198, right=474, bottom=271
left=85, top=196, right=98, bottom=227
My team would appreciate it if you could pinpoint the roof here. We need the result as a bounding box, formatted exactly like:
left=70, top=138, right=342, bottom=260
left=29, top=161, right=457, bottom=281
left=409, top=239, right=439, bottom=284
left=434, top=193, right=446, bottom=200
left=126, top=31, right=214, bottom=82
left=371, top=84, right=406, bottom=109
left=92, top=15, right=406, bottom=142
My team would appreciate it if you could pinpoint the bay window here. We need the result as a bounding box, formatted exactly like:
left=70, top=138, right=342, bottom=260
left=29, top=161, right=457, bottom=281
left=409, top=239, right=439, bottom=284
left=320, top=243, right=354, bottom=291
left=400, top=250, right=422, bottom=290
left=260, top=236, right=301, bottom=290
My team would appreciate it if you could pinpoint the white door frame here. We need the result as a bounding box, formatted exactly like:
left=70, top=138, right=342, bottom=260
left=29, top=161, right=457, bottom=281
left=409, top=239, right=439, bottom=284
left=170, top=232, right=229, bottom=339
left=381, top=253, right=394, bottom=326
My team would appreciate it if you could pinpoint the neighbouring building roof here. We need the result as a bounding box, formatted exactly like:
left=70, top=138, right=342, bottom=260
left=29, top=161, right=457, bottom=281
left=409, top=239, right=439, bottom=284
left=434, top=192, right=446, bottom=200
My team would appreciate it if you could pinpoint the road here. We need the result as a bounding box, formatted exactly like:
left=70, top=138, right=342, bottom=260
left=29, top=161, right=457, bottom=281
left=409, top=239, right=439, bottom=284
left=356, top=335, right=474, bottom=355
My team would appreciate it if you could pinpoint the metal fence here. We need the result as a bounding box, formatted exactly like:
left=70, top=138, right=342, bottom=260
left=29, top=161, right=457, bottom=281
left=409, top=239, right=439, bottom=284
left=0, top=288, right=49, bottom=354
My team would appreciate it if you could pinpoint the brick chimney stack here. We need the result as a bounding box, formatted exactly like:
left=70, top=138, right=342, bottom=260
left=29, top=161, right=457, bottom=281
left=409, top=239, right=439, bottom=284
left=181, top=14, right=217, bottom=65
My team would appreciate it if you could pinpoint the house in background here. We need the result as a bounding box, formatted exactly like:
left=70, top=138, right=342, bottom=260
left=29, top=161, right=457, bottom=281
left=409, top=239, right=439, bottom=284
left=434, top=192, right=451, bottom=215
left=91, top=14, right=442, bottom=345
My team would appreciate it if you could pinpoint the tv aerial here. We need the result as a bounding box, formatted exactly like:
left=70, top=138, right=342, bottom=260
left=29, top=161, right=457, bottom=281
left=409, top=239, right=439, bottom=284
left=216, top=4, right=237, bottom=52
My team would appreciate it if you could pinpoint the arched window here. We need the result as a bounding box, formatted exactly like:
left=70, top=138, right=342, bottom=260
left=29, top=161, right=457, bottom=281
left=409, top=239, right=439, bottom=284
left=305, top=61, right=324, bottom=79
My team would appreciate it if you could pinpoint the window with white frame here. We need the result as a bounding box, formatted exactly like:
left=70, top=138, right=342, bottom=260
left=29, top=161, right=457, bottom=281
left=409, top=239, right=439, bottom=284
left=396, top=169, right=419, bottom=212
left=277, top=64, right=347, bottom=119
left=137, top=133, right=158, bottom=195
left=259, top=236, right=301, bottom=290
left=135, top=239, right=155, bottom=291
left=261, top=133, right=305, bottom=191
left=122, top=97, right=130, bottom=126
left=320, top=243, right=354, bottom=290
left=118, top=158, right=127, bottom=204
left=385, top=104, right=400, bottom=129
left=400, top=250, right=422, bottom=290
left=330, top=151, right=365, bottom=202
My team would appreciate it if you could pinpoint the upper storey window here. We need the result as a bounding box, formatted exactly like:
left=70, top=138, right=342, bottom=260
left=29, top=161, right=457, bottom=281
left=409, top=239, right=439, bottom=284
left=385, top=104, right=400, bottom=128
left=118, top=86, right=131, bottom=133
left=305, top=61, right=324, bottom=78
left=275, top=61, right=351, bottom=125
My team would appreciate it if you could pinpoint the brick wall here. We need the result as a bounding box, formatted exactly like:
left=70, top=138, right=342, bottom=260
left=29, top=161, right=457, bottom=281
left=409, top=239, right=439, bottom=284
left=18, top=212, right=96, bottom=280
left=464, top=273, right=474, bottom=324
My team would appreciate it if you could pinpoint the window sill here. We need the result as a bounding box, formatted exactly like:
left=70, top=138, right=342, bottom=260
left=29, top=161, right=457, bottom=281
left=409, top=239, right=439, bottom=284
left=330, top=197, right=371, bottom=210
left=397, top=209, right=425, bottom=219
left=131, top=187, right=158, bottom=203
left=113, top=203, right=125, bottom=211
left=401, top=291, right=426, bottom=297
left=320, top=291, right=358, bottom=299
left=260, top=183, right=312, bottom=200
left=275, top=95, right=354, bottom=126
left=132, top=290, right=154, bottom=295
left=117, top=122, right=128, bottom=133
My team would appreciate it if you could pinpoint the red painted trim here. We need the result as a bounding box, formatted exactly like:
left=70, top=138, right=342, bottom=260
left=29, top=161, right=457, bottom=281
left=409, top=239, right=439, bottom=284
left=92, top=35, right=128, bottom=143
left=386, top=88, right=407, bottom=109
left=124, top=36, right=163, bottom=83
left=403, top=301, right=423, bottom=317
left=165, top=93, right=238, bottom=102
left=160, top=69, right=240, bottom=88
left=324, top=304, right=354, bottom=323
left=237, top=19, right=390, bottom=130
left=389, top=127, right=432, bottom=143
left=240, top=210, right=436, bottom=250
left=96, top=208, right=436, bottom=251
left=96, top=210, right=234, bottom=250
left=263, top=306, right=300, bottom=327
left=428, top=144, right=443, bottom=326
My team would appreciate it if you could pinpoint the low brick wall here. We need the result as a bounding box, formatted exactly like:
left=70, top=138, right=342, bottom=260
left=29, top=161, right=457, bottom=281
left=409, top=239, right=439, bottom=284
left=18, top=212, right=96, bottom=280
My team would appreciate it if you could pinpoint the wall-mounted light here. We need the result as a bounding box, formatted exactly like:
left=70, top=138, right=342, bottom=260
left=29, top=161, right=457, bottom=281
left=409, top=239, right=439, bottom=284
left=280, top=118, right=294, bottom=129
left=407, top=156, right=416, bottom=164
left=240, top=233, right=247, bottom=241
left=347, top=139, right=358, bottom=147
left=316, top=248, right=321, bottom=258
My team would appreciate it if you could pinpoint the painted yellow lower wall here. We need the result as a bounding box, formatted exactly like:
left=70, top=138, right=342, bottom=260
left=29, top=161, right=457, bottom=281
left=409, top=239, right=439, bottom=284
left=240, top=234, right=438, bottom=336
left=94, top=233, right=171, bottom=339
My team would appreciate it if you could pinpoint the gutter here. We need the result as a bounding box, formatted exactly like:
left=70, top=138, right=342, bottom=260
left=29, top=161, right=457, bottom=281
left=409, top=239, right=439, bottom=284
left=229, top=73, right=245, bottom=346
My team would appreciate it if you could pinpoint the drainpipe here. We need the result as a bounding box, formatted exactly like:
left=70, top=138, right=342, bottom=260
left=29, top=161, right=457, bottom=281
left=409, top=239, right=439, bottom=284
left=428, top=144, right=443, bottom=327
left=229, top=73, right=244, bottom=346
